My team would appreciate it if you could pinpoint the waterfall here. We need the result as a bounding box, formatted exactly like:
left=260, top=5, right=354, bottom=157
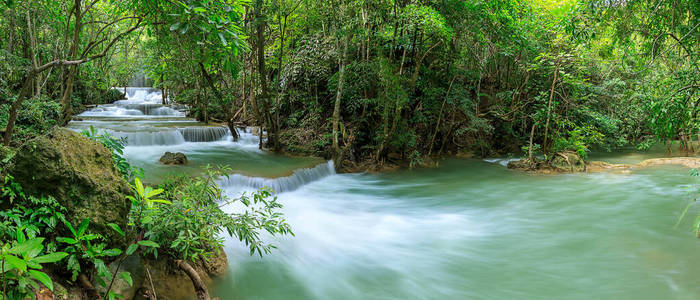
left=113, top=130, right=186, bottom=146
left=179, top=127, right=230, bottom=142
left=109, top=126, right=231, bottom=146
left=218, top=161, right=336, bottom=193
left=79, top=88, right=184, bottom=117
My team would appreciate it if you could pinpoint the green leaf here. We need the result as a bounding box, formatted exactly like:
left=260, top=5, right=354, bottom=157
left=16, top=228, right=26, bottom=243
left=83, top=234, right=101, bottom=241
left=180, top=23, right=190, bottom=34
left=149, top=199, right=172, bottom=205
left=4, top=255, right=27, bottom=272
left=134, top=178, right=144, bottom=198
left=56, top=237, right=78, bottom=245
left=32, top=252, right=68, bottom=264
left=170, top=22, right=181, bottom=31
left=126, top=244, right=138, bottom=256
left=119, top=271, right=133, bottom=287
left=102, top=249, right=122, bottom=257
left=107, top=223, right=125, bottom=236
left=218, top=32, right=228, bottom=46
left=137, top=240, right=160, bottom=248
left=29, top=270, right=53, bottom=291
left=145, top=188, right=163, bottom=198
left=9, top=238, right=44, bottom=256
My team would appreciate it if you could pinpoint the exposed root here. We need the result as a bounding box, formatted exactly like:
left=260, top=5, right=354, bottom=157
left=177, top=260, right=210, bottom=300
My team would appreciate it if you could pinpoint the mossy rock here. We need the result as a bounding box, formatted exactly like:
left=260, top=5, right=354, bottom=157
left=507, top=151, right=585, bottom=173
left=9, top=128, right=130, bottom=246
left=549, top=151, right=586, bottom=172
left=159, top=151, right=188, bottom=165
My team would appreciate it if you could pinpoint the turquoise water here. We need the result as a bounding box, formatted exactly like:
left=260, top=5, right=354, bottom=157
left=72, top=89, right=700, bottom=300
left=213, top=160, right=700, bottom=300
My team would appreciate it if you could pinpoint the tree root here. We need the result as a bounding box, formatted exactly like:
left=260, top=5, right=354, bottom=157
left=78, top=273, right=100, bottom=300
left=177, top=260, right=210, bottom=300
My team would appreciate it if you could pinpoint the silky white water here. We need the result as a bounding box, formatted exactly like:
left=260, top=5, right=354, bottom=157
left=70, top=88, right=700, bottom=300
left=213, top=161, right=700, bottom=300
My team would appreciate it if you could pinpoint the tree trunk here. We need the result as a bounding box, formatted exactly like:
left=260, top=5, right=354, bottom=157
left=60, top=0, right=83, bottom=125
left=428, top=75, right=456, bottom=156
left=410, top=41, right=440, bottom=89
left=528, top=122, right=536, bottom=161
left=177, top=260, right=210, bottom=300
left=543, top=61, right=560, bottom=154
left=26, top=11, right=41, bottom=98
left=161, top=73, right=166, bottom=105
left=255, top=0, right=278, bottom=150
left=3, top=75, right=34, bottom=146
left=332, top=33, right=351, bottom=165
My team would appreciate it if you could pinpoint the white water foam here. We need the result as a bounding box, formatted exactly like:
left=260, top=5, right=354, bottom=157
left=218, top=161, right=335, bottom=193
left=484, top=158, right=521, bottom=167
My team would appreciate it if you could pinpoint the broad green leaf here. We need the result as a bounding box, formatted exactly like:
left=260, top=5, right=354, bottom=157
left=126, top=244, right=138, bottom=256
left=83, top=234, right=101, bottom=241
left=149, top=199, right=172, bottom=205
left=145, top=188, right=163, bottom=198
left=9, top=238, right=44, bottom=256
left=29, top=270, right=53, bottom=291
left=119, top=271, right=133, bottom=287
left=56, top=237, right=78, bottom=245
left=218, top=32, right=228, bottom=46
left=32, top=252, right=68, bottom=264
left=4, top=255, right=27, bottom=272
left=134, top=178, right=144, bottom=197
left=137, top=240, right=160, bottom=248
left=170, top=22, right=181, bottom=31
left=107, top=223, right=125, bottom=236
left=63, top=218, right=76, bottom=237
left=102, top=249, right=122, bottom=257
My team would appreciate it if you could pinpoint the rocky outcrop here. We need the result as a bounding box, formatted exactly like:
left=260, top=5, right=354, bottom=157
left=9, top=128, right=131, bottom=245
left=587, top=157, right=700, bottom=172
left=133, top=248, right=229, bottom=300
left=159, top=151, right=188, bottom=165
left=549, top=151, right=586, bottom=172
left=507, top=151, right=585, bottom=173
left=508, top=152, right=700, bottom=174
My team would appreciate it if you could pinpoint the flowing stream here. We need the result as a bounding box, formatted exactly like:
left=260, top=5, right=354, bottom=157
left=70, top=88, right=700, bottom=300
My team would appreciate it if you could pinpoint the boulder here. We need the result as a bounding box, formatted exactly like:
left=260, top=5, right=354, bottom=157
left=134, top=248, right=229, bottom=300
left=507, top=151, right=585, bottom=173
left=97, top=255, right=147, bottom=299
left=549, top=151, right=586, bottom=172
left=9, top=128, right=131, bottom=246
left=159, top=152, right=188, bottom=165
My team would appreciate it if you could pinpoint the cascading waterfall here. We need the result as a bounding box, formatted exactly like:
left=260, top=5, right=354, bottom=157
left=113, top=130, right=187, bottom=146
left=80, top=88, right=182, bottom=117
left=218, top=161, right=335, bottom=193
left=109, top=126, right=231, bottom=146
left=179, top=127, right=230, bottom=142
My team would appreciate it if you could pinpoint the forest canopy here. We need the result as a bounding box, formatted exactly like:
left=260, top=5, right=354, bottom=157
left=0, top=0, right=698, bottom=166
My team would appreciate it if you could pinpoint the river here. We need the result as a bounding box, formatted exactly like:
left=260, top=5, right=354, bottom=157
left=70, top=88, right=700, bottom=300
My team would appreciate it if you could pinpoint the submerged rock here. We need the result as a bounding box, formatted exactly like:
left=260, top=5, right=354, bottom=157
left=9, top=128, right=131, bottom=246
left=159, top=151, right=188, bottom=165
left=507, top=151, right=585, bottom=173
left=549, top=151, right=586, bottom=172
left=134, top=248, right=228, bottom=300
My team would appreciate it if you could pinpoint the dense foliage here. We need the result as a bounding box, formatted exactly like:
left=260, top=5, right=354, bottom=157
left=1, top=131, right=291, bottom=299
left=0, top=0, right=698, bottom=297
left=0, top=0, right=697, bottom=162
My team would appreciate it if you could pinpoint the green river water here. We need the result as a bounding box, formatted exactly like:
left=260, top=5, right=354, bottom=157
left=72, top=88, right=700, bottom=300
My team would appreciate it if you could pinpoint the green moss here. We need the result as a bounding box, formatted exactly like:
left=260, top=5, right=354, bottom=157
left=9, top=128, right=131, bottom=248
